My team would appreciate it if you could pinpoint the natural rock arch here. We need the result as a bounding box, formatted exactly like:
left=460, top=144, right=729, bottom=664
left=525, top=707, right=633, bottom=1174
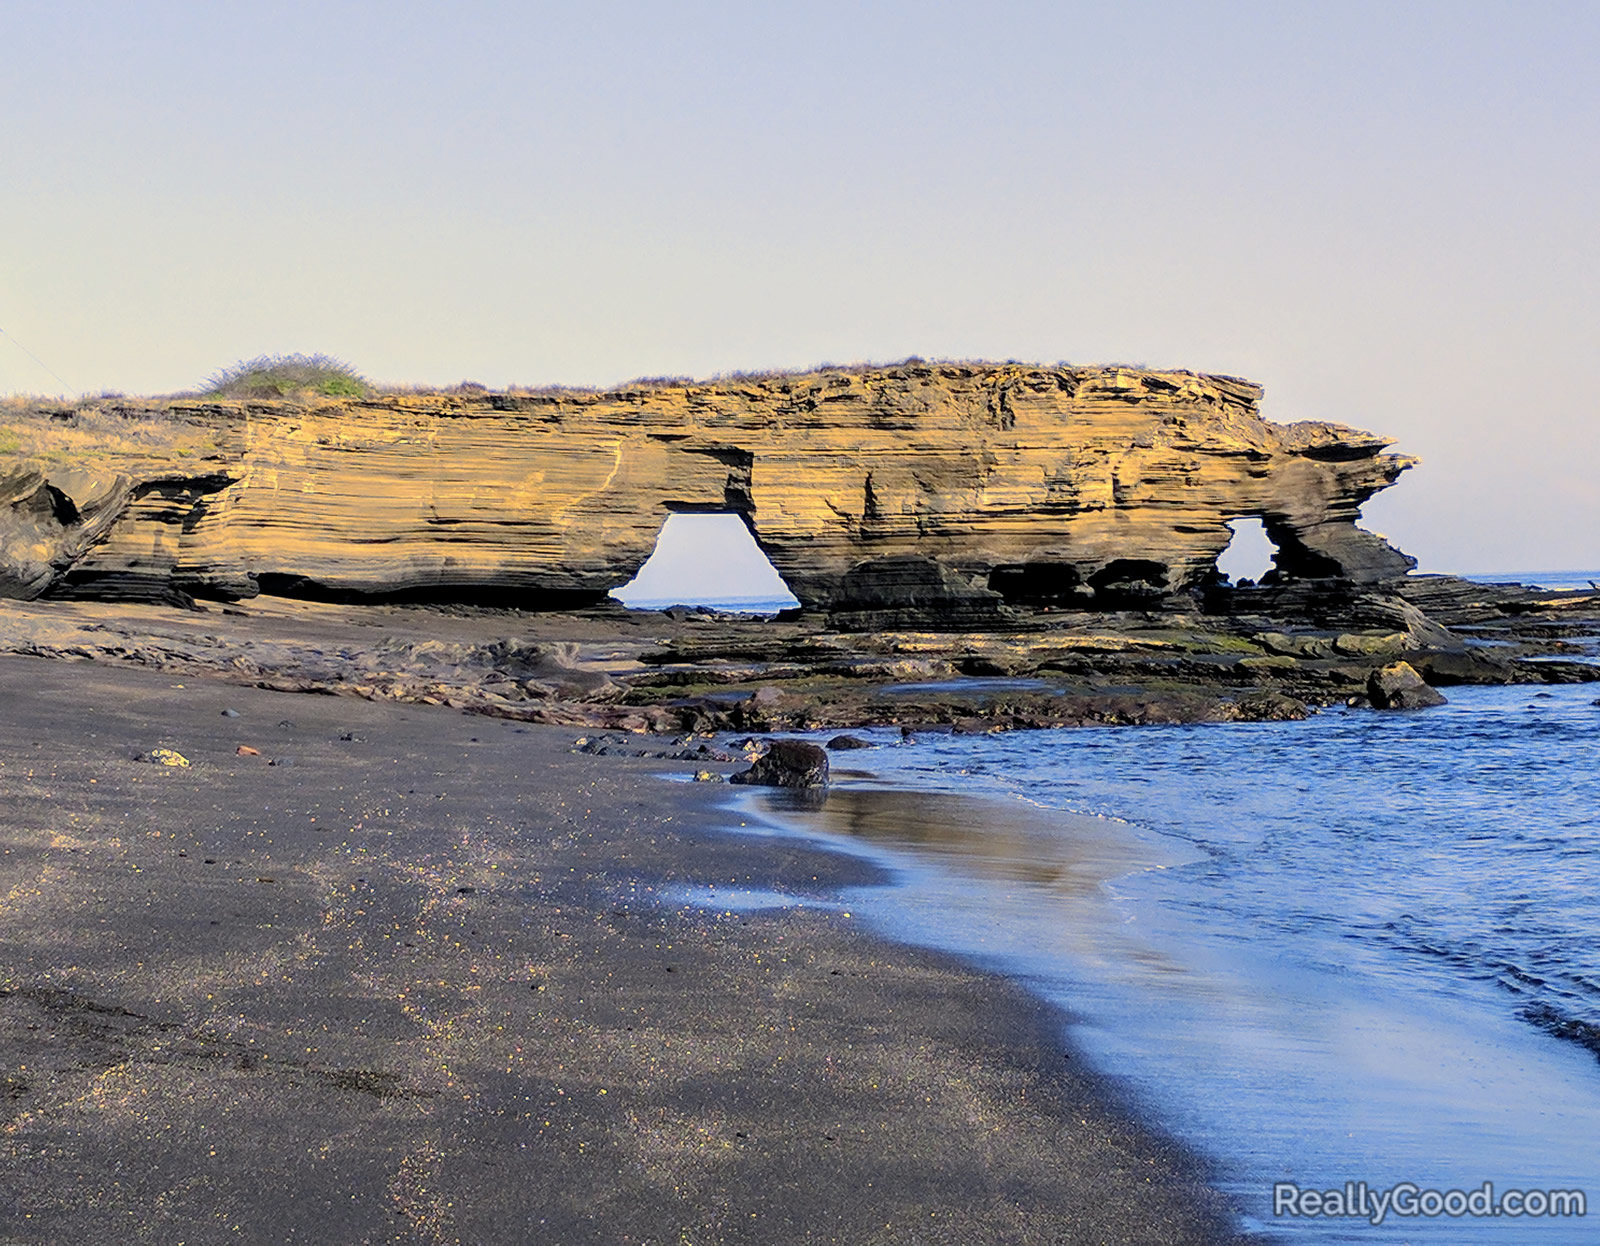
left=1216, top=517, right=1277, bottom=585
left=612, top=511, right=799, bottom=610
left=5, top=362, right=1420, bottom=625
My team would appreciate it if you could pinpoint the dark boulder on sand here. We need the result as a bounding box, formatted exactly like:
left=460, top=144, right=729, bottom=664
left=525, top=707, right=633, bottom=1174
left=730, top=738, right=830, bottom=789
left=1368, top=661, right=1448, bottom=710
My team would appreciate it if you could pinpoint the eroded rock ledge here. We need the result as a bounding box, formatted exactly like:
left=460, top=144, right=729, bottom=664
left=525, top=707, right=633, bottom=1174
left=4, top=362, right=1419, bottom=625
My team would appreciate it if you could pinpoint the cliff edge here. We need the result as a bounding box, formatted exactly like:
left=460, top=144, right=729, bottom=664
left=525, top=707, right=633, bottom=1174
left=2, top=361, right=1418, bottom=625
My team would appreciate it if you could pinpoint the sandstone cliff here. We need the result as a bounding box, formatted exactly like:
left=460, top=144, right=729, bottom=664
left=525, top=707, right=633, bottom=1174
left=2, top=362, right=1418, bottom=623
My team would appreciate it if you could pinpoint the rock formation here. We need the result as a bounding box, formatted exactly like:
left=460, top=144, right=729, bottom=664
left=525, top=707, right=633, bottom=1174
left=2, top=362, right=1420, bottom=624
left=729, top=739, right=832, bottom=789
left=1367, top=660, right=1449, bottom=710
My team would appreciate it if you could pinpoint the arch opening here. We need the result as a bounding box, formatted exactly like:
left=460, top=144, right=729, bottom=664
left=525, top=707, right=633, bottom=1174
left=1215, top=517, right=1278, bottom=586
left=611, top=512, right=800, bottom=614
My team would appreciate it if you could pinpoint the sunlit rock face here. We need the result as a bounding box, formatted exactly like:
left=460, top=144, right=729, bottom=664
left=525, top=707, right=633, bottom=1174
left=2, top=362, right=1417, bottom=623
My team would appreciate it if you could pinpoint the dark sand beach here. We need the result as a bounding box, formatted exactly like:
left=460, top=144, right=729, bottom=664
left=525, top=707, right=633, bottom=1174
left=0, top=653, right=1247, bottom=1244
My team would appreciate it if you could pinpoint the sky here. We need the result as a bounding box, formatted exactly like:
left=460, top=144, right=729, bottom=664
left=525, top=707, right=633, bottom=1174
left=3, top=1, right=1597, bottom=577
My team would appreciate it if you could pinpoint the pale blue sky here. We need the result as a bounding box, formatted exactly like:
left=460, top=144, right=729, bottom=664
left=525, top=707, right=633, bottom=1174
left=3, top=1, right=1596, bottom=575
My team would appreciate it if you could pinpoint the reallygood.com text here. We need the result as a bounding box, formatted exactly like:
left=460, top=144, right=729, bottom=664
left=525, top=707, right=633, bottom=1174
left=1274, top=1181, right=1586, bottom=1227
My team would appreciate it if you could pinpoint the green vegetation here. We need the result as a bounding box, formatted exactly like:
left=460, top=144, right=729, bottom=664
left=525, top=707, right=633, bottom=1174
left=0, top=431, right=21, bottom=456
left=202, top=353, right=369, bottom=400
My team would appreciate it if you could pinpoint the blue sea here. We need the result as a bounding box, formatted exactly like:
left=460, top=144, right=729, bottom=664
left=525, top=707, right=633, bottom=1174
left=616, top=594, right=799, bottom=615
left=1462, top=570, right=1600, bottom=592
left=671, top=571, right=1600, bottom=1241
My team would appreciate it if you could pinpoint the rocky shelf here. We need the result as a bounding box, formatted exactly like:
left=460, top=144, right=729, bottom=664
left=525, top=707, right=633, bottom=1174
left=5, top=362, right=1420, bottom=621
left=5, top=361, right=1597, bottom=723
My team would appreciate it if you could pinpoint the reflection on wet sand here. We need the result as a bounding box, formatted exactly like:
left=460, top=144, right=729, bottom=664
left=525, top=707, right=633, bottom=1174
left=745, top=782, right=1201, bottom=980
left=752, top=785, right=1195, bottom=899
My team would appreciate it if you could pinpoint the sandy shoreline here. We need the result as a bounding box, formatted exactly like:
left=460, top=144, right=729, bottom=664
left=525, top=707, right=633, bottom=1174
left=0, top=654, right=1248, bottom=1243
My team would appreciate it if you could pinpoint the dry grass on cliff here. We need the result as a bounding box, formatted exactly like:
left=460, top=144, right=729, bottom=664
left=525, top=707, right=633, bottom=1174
left=0, top=358, right=1114, bottom=429
left=373, top=364, right=923, bottom=398
left=0, top=398, right=211, bottom=469
left=663, top=355, right=1086, bottom=388
left=375, top=379, right=606, bottom=398
left=485, top=356, right=955, bottom=397
left=383, top=356, right=984, bottom=398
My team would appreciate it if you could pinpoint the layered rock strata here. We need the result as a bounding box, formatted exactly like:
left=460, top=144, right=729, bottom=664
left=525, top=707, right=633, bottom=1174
left=3, top=363, right=1419, bottom=623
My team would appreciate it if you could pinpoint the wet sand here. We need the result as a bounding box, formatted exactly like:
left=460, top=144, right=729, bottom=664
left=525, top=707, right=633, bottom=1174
left=0, top=654, right=1247, bottom=1244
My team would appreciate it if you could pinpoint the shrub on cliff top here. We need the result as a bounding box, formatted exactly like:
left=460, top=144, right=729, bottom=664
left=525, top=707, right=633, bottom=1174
left=202, top=353, right=369, bottom=399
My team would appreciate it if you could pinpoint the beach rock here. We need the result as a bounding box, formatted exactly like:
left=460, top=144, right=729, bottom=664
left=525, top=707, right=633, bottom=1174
left=1232, top=691, right=1311, bottom=722
left=1255, top=632, right=1314, bottom=658
left=1, top=464, right=140, bottom=599
left=1509, top=660, right=1600, bottom=685
left=1332, top=632, right=1407, bottom=658
left=1239, top=654, right=1298, bottom=673
left=735, top=686, right=811, bottom=731
left=4, top=364, right=1420, bottom=623
left=1367, top=661, right=1448, bottom=710
left=137, top=748, right=190, bottom=767
left=1254, top=632, right=1338, bottom=659
left=826, top=734, right=873, bottom=750
left=1409, top=650, right=1518, bottom=686
left=574, top=733, right=632, bottom=756
left=729, top=739, right=830, bottom=789
left=1395, top=574, right=1600, bottom=628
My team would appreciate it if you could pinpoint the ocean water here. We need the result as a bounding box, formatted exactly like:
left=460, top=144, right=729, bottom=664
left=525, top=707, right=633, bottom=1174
left=709, top=673, right=1600, bottom=1238
left=616, top=594, right=799, bottom=615
left=1463, top=570, right=1600, bottom=592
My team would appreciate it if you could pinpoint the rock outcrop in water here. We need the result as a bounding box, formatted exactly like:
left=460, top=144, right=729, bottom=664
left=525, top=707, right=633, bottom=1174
left=3, top=363, right=1419, bottom=624
left=729, top=738, right=832, bottom=789
left=1367, top=660, right=1449, bottom=709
